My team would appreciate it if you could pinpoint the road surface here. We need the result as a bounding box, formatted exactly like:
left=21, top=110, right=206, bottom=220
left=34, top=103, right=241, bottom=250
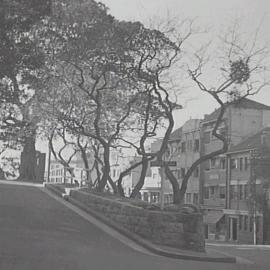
left=0, top=183, right=268, bottom=270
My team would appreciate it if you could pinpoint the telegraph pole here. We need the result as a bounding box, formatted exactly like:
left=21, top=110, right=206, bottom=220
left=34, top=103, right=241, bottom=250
left=250, top=150, right=257, bottom=245
left=46, top=140, right=52, bottom=183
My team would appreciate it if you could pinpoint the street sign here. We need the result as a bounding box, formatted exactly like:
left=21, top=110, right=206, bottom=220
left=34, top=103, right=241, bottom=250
left=166, top=161, right=177, bottom=167
left=150, top=160, right=177, bottom=167
left=150, top=161, right=162, bottom=167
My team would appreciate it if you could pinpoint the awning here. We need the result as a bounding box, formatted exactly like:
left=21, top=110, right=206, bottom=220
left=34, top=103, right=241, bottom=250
left=203, top=211, right=224, bottom=224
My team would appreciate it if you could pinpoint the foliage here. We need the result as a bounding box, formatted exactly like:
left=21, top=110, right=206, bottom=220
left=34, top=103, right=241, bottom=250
left=37, top=0, right=185, bottom=193
left=0, top=0, right=51, bottom=179
left=229, top=59, right=250, bottom=84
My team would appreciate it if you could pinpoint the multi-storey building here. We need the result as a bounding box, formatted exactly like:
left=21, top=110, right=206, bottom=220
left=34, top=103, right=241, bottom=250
left=48, top=148, right=132, bottom=188
left=136, top=140, right=174, bottom=204
left=201, top=98, right=270, bottom=240
left=166, top=119, right=201, bottom=205
left=224, top=127, right=270, bottom=244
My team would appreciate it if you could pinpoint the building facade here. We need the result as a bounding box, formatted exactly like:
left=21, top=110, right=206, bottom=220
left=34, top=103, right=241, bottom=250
left=224, top=128, right=270, bottom=244
left=166, top=119, right=201, bottom=205
left=200, top=99, right=270, bottom=241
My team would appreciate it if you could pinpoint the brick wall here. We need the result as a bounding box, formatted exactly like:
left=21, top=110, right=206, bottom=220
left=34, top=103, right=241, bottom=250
left=70, top=190, right=205, bottom=252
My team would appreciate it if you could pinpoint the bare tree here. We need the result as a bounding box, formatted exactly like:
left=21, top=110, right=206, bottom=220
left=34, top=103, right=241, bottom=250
left=165, top=20, right=270, bottom=204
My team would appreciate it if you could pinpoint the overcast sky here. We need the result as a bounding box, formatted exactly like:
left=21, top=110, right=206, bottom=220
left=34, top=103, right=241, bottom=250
left=100, top=0, right=270, bottom=128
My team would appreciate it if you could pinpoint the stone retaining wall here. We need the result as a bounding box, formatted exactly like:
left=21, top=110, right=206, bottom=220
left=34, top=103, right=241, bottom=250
left=70, top=190, right=205, bottom=252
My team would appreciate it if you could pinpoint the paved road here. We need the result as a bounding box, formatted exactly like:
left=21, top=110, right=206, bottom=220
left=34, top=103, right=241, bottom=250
left=0, top=184, right=268, bottom=270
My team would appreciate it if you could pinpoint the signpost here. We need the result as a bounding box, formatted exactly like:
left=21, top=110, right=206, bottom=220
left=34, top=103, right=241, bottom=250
left=150, top=160, right=177, bottom=167
left=150, top=160, right=177, bottom=210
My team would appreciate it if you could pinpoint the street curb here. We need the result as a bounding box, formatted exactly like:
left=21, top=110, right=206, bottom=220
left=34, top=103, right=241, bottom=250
left=45, top=184, right=236, bottom=263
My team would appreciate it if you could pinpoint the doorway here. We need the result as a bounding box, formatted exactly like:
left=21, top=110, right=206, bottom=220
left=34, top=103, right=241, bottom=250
left=229, top=217, right=238, bottom=241
left=204, top=225, right=208, bottom=239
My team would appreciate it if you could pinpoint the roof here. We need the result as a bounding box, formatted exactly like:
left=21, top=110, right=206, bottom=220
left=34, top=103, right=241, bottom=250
left=203, top=98, right=270, bottom=122
left=228, top=127, right=270, bottom=153
left=169, top=127, right=182, bottom=141
left=203, top=211, right=224, bottom=224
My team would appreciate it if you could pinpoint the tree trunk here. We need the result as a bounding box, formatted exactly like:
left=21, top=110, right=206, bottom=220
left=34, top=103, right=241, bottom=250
left=130, top=156, right=148, bottom=199
left=18, top=136, right=37, bottom=182
left=116, top=159, right=145, bottom=197
left=164, top=164, right=182, bottom=204
left=108, top=176, right=118, bottom=194
left=80, top=146, right=92, bottom=185
left=96, top=145, right=110, bottom=192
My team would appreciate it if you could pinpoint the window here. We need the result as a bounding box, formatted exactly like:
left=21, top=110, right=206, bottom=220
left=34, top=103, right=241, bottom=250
left=150, top=192, right=160, bottom=203
left=239, top=185, right=247, bottom=200
left=210, top=186, right=215, bottom=196
left=186, top=193, right=192, bottom=203
left=239, top=215, right=243, bottom=230
left=181, top=142, right=186, bottom=153
left=261, top=135, right=266, bottom=145
left=204, top=160, right=210, bottom=171
left=194, top=139, right=200, bottom=152
left=250, top=216, right=254, bottom=232
left=231, top=158, right=237, bottom=169
left=204, top=187, right=209, bottom=199
left=221, top=158, right=226, bottom=169
left=230, top=185, right=238, bottom=200
left=204, top=131, right=211, bottom=144
left=181, top=168, right=185, bottom=178
left=239, top=185, right=244, bottom=200
left=143, top=192, right=148, bottom=202
left=194, top=167, right=199, bottom=177
left=244, top=216, right=248, bottom=231
left=244, top=185, right=248, bottom=200
left=239, top=158, right=243, bottom=171
left=244, top=157, right=248, bottom=170
left=211, top=158, right=216, bottom=169
left=189, top=140, right=193, bottom=151
left=219, top=186, right=226, bottom=199
left=193, top=193, right=199, bottom=205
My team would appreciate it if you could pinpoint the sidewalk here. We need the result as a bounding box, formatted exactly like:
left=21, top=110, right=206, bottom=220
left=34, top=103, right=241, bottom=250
left=45, top=183, right=237, bottom=263
left=206, top=238, right=270, bottom=248
left=207, top=242, right=270, bottom=249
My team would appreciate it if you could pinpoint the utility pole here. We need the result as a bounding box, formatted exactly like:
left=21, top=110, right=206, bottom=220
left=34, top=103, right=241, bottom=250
left=250, top=150, right=257, bottom=245
left=46, top=140, right=52, bottom=183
